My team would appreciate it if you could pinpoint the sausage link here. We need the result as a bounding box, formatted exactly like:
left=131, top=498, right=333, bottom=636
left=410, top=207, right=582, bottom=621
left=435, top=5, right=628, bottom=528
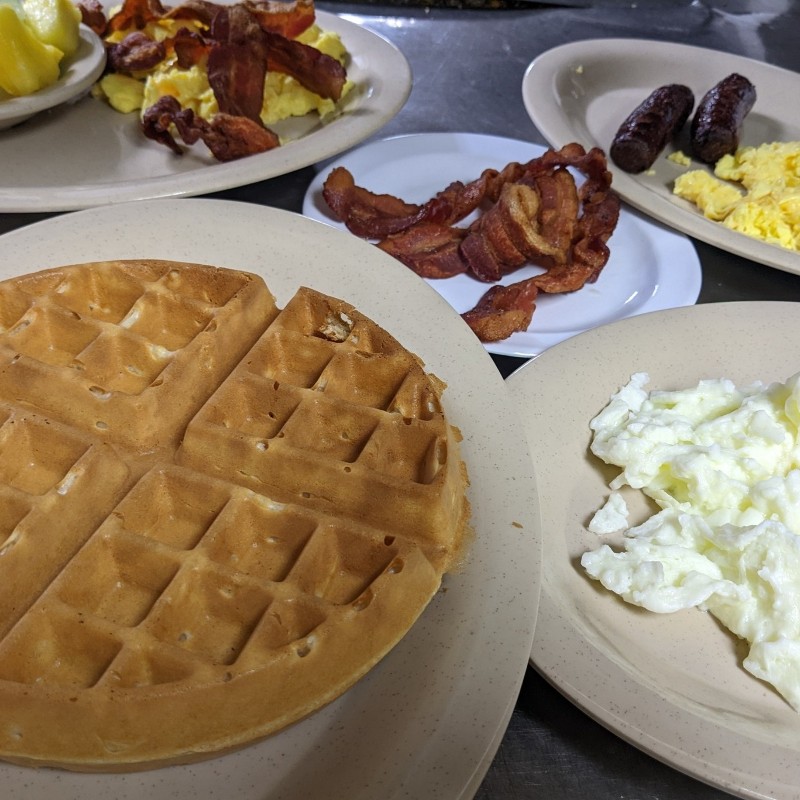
left=610, top=84, right=695, bottom=174
left=690, top=73, right=756, bottom=164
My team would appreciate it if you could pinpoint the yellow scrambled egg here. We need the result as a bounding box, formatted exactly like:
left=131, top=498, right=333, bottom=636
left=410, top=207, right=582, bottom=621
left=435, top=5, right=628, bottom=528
left=583, top=371, right=800, bottom=711
left=673, top=141, right=800, bottom=251
left=0, top=0, right=80, bottom=97
left=96, top=22, right=352, bottom=130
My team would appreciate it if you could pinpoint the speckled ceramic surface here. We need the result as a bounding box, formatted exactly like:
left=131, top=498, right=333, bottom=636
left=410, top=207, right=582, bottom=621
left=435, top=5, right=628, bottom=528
left=0, top=199, right=542, bottom=800
left=302, top=133, right=701, bottom=359
left=0, top=10, right=411, bottom=212
left=0, top=26, right=105, bottom=131
left=508, top=302, right=800, bottom=800
left=523, top=39, right=800, bottom=276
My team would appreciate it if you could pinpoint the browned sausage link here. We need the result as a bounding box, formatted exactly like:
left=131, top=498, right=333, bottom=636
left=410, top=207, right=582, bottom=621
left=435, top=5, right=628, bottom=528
left=610, top=84, right=695, bottom=173
left=690, top=73, right=756, bottom=164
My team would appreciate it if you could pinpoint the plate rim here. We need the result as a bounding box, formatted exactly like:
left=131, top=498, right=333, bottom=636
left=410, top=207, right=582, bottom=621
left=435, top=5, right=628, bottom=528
left=302, top=130, right=702, bottom=358
left=0, top=198, right=542, bottom=800
left=522, top=37, right=800, bottom=276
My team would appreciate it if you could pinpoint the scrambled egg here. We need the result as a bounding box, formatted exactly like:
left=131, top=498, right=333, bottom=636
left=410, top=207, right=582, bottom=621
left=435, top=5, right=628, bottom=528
left=582, top=371, right=800, bottom=710
left=0, top=0, right=80, bottom=96
left=96, top=22, right=352, bottom=131
left=667, top=149, right=691, bottom=167
left=673, top=141, right=800, bottom=251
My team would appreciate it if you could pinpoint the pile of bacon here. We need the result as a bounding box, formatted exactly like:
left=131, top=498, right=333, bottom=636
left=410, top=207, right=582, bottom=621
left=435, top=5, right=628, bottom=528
left=323, top=143, right=621, bottom=342
left=78, top=0, right=347, bottom=161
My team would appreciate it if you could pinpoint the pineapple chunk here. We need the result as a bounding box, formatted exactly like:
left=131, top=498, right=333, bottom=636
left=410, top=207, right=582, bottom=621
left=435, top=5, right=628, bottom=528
left=0, top=4, right=63, bottom=97
left=22, top=0, right=80, bottom=58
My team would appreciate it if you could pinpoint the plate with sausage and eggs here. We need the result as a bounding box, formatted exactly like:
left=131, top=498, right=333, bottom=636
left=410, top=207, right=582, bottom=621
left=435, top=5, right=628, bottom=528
left=524, top=39, right=800, bottom=275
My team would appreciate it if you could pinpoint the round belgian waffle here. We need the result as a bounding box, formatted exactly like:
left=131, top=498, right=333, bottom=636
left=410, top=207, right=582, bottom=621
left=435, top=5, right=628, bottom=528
left=0, top=259, right=469, bottom=771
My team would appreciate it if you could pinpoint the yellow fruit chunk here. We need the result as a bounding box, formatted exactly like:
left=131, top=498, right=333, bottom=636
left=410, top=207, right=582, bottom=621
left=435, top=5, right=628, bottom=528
left=22, top=0, right=80, bottom=58
left=0, top=5, right=63, bottom=97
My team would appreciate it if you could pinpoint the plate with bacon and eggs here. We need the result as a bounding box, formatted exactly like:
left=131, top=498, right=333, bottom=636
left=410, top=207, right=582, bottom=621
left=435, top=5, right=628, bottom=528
left=303, top=132, right=702, bottom=358
left=0, top=1, right=411, bottom=212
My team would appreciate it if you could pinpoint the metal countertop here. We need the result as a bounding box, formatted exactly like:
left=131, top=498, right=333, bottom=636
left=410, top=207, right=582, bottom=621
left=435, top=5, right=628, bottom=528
left=2, top=1, right=800, bottom=796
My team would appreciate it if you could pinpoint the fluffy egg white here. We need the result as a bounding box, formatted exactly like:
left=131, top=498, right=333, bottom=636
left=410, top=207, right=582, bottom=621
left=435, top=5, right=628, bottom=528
left=582, top=370, right=800, bottom=710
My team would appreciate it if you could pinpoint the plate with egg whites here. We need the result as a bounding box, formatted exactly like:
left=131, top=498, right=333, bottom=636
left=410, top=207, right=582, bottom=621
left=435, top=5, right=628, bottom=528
left=523, top=38, right=800, bottom=276
left=0, top=4, right=411, bottom=212
left=508, top=300, right=800, bottom=800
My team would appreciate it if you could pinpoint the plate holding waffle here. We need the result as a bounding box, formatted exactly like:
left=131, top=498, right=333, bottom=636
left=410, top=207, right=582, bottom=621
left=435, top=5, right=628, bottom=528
left=0, top=199, right=541, bottom=800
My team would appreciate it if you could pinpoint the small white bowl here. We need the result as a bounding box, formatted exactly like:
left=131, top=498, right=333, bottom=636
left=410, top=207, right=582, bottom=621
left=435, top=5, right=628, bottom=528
left=0, top=24, right=106, bottom=131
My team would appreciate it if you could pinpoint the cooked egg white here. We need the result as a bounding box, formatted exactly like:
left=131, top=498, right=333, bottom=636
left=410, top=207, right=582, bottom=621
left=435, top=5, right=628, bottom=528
left=582, top=370, right=800, bottom=710
left=673, top=141, right=800, bottom=252
left=96, top=22, right=352, bottom=131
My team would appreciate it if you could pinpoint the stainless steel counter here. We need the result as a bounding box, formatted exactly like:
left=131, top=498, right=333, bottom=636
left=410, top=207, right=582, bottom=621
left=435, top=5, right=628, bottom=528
left=2, top=1, right=800, bottom=796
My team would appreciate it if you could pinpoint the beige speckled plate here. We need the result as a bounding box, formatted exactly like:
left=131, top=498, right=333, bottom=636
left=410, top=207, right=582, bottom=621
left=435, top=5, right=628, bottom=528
left=523, top=39, right=800, bottom=275
left=0, top=199, right=541, bottom=800
left=0, top=10, right=411, bottom=212
left=509, top=302, right=800, bottom=800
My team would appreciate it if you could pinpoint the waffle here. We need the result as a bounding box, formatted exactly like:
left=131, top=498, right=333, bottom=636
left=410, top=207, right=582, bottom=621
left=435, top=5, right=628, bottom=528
left=0, top=259, right=469, bottom=771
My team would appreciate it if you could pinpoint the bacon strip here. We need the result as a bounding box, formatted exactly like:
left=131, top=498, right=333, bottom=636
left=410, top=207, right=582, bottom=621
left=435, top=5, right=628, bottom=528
left=245, top=0, right=315, bottom=38
left=323, top=143, right=621, bottom=342
left=107, top=32, right=167, bottom=73
left=461, top=278, right=539, bottom=343
left=142, top=95, right=280, bottom=160
left=263, top=30, right=346, bottom=101
left=323, top=167, right=424, bottom=238
left=107, top=0, right=167, bottom=33
left=206, top=5, right=270, bottom=121
left=77, top=0, right=107, bottom=35
left=376, top=223, right=468, bottom=279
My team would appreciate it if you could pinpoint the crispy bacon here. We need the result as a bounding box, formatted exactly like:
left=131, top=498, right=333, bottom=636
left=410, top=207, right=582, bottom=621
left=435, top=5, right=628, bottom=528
left=99, top=0, right=343, bottom=161
left=77, top=0, right=107, bottom=35
left=323, top=142, right=621, bottom=342
left=244, top=0, right=315, bottom=38
left=110, top=0, right=315, bottom=38
left=107, top=32, right=167, bottom=73
left=377, top=223, right=468, bottom=279
left=206, top=5, right=270, bottom=121
left=263, top=30, right=345, bottom=101
left=141, top=96, right=185, bottom=154
left=461, top=278, right=539, bottom=343
left=107, top=0, right=167, bottom=33
left=172, top=27, right=212, bottom=67
left=322, top=170, right=499, bottom=241
left=142, top=95, right=279, bottom=160
left=323, top=167, right=424, bottom=238
left=462, top=179, right=575, bottom=282
left=163, top=0, right=224, bottom=27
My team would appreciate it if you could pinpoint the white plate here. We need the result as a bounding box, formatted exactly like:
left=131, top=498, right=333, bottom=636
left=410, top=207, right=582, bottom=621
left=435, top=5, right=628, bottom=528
left=0, top=26, right=105, bottom=131
left=302, top=133, right=701, bottom=359
left=523, top=38, right=800, bottom=275
left=508, top=301, right=800, bottom=800
left=0, top=198, right=542, bottom=800
left=0, top=10, right=410, bottom=213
